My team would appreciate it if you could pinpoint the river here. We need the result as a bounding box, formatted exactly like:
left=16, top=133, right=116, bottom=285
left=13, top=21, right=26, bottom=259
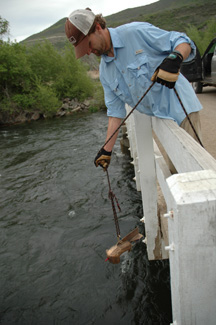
left=0, top=112, right=172, bottom=324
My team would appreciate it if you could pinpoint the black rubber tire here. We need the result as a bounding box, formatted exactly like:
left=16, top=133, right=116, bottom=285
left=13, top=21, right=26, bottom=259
left=192, top=81, right=203, bottom=94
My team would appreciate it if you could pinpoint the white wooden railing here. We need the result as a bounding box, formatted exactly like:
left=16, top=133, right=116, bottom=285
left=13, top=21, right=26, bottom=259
left=124, top=104, right=216, bottom=325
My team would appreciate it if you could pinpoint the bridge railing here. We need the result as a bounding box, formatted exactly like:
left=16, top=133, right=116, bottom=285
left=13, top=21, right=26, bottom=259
left=124, top=105, right=216, bottom=324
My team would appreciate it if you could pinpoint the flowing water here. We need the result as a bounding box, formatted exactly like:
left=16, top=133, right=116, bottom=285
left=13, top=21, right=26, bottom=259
left=0, top=112, right=172, bottom=324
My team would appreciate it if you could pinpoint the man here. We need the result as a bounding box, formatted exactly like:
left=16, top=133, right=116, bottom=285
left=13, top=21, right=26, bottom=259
left=65, top=8, right=202, bottom=171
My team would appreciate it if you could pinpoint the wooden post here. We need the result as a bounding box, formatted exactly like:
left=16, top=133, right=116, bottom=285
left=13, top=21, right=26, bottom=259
left=132, top=109, right=162, bottom=260
left=166, top=170, right=216, bottom=324
left=125, top=105, right=141, bottom=191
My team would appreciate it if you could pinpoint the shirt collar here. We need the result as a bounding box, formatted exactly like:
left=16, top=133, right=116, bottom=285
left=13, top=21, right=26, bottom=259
left=102, top=28, right=124, bottom=62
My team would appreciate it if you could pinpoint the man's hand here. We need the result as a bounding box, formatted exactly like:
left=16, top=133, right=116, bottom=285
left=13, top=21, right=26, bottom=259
left=94, top=148, right=112, bottom=171
left=151, top=51, right=183, bottom=89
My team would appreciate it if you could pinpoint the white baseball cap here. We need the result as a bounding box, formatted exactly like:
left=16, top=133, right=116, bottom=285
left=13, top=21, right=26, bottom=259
left=65, top=8, right=95, bottom=59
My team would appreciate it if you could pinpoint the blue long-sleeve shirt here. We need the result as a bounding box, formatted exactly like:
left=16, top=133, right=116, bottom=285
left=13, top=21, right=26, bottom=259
left=99, top=22, right=202, bottom=125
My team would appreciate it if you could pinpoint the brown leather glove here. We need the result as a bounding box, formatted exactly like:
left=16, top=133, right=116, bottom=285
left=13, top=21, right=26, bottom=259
left=94, top=148, right=112, bottom=171
left=151, top=51, right=183, bottom=89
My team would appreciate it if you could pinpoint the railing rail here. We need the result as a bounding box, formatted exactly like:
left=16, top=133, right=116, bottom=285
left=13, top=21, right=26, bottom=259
left=124, top=105, right=216, bottom=324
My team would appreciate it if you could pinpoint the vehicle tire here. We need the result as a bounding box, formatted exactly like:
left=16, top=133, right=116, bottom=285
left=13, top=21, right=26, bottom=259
left=192, top=81, right=203, bottom=93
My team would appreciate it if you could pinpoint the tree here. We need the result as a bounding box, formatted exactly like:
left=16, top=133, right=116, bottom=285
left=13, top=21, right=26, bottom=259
left=0, top=16, right=9, bottom=40
left=0, top=42, right=32, bottom=100
left=0, top=39, right=95, bottom=118
left=27, top=40, right=63, bottom=83
left=54, top=42, right=94, bottom=100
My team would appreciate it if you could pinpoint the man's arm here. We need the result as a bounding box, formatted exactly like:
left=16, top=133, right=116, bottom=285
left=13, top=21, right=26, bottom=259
left=174, top=43, right=191, bottom=60
left=94, top=116, right=122, bottom=170
left=104, top=117, right=122, bottom=152
left=151, top=42, right=192, bottom=89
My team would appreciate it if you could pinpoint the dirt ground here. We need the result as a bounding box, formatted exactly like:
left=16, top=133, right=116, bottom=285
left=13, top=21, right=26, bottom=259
left=197, top=86, right=216, bottom=159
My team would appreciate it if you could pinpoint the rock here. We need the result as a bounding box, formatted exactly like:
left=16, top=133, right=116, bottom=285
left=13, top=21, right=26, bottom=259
left=83, top=99, right=91, bottom=106
left=56, top=111, right=66, bottom=117
left=31, top=112, right=42, bottom=121
left=63, top=98, right=70, bottom=103
left=71, top=107, right=82, bottom=113
left=61, top=103, right=70, bottom=110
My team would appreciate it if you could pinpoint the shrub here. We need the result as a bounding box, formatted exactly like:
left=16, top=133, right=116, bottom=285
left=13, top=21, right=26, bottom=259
left=32, top=83, right=61, bottom=117
left=54, top=43, right=94, bottom=100
left=186, top=19, right=216, bottom=55
left=0, top=40, right=95, bottom=118
left=0, top=41, right=32, bottom=99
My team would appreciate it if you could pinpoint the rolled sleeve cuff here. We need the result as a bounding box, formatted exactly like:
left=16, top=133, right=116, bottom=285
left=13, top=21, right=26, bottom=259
left=174, top=34, right=197, bottom=62
left=107, top=102, right=126, bottom=118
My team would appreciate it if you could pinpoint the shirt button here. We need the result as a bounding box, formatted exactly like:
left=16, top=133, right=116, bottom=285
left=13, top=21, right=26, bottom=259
left=128, top=84, right=131, bottom=87
left=138, top=66, right=140, bottom=70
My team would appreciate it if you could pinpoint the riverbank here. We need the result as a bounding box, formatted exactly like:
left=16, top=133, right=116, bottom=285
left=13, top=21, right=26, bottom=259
left=0, top=69, right=103, bottom=127
left=0, top=97, right=99, bottom=126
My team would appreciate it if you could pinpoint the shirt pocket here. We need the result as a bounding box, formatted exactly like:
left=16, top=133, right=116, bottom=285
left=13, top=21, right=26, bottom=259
left=127, top=54, right=153, bottom=109
left=127, top=54, right=149, bottom=79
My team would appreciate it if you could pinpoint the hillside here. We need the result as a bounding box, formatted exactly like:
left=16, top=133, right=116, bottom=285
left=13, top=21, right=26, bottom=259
left=106, top=0, right=216, bottom=30
left=22, top=0, right=216, bottom=67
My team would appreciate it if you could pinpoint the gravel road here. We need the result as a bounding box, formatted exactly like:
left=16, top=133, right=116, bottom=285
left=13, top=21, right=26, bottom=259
left=197, top=87, right=216, bottom=159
